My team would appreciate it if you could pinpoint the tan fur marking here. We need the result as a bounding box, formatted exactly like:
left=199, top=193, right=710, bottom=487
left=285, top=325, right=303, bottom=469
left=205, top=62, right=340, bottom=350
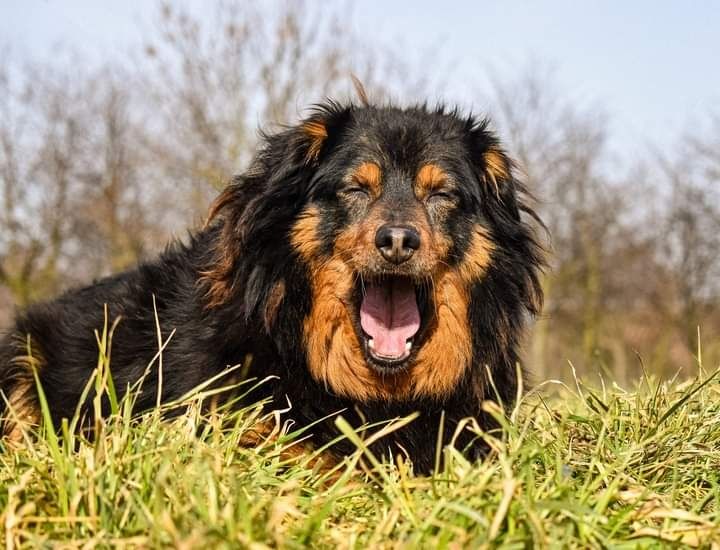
left=458, top=226, right=495, bottom=283
left=239, top=416, right=339, bottom=474
left=290, top=207, right=323, bottom=261
left=412, top=270, right=473, bottom=398
left=3, top=379, right=40, bottom=443
left=204, top=186, right=235, bottom=228
left=415, top=164, right=448, bottom=199
left=238, top=418, right=278, bottom=448
left=484, top=148, right=509, bottom=193
left=303, top=121, right=328, bottom=162
left=201, top=256, right=235, bottom=308
left=200, top=186, right=239, bottom=307
left=351, top=162, right=382, bottom=198
left=264, top=280, right=286, bottom=333
left=2, top=341, right=44, bottom=443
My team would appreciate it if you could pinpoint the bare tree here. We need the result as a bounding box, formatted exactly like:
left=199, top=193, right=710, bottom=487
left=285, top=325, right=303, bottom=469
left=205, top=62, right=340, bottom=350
left=0, top=59, right=87, bottom=305
left=661, top=122, right=720, bottom=351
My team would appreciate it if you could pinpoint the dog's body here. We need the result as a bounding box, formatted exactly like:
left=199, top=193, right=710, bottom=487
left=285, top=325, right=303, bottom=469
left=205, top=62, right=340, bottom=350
left=1, top=101, right=543, bottom=473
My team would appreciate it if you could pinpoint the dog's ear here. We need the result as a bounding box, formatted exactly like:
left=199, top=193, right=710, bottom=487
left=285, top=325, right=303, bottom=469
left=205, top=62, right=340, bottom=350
left=201, top=102, right=352, bottom=315
left=299, top=101, right=353, bottom=166
left=465, top=117, right=546, bottom=316
left=465, top=118, right=522, bottom=221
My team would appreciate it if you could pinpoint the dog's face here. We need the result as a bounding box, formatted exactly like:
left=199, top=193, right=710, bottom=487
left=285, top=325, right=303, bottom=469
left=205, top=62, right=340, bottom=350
left=205, top=103, right=543, bottom=404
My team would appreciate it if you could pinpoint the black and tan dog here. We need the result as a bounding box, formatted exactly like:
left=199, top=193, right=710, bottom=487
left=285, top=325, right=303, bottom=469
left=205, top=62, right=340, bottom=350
left=0, top=98, right=544, bottom=473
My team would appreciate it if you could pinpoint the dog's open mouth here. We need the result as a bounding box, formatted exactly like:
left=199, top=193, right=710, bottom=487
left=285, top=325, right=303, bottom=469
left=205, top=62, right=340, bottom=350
left=357, top=276, right=428, bottom=371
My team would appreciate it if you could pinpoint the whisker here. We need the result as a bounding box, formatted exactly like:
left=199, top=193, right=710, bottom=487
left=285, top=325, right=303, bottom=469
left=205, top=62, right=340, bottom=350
left=430, top=276, right=440, bottom=319
left=359, top=272, right=366, bottom=297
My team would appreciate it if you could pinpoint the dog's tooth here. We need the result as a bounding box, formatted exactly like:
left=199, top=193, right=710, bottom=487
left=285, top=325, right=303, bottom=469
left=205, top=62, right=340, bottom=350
left=368, top=338, right=375, bottom=349
left=405, top=341, right=412, bottom=352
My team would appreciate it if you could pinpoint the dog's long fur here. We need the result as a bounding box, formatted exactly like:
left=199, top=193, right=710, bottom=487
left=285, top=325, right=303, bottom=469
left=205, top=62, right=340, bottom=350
left=0, top=100, right=544, bottom=473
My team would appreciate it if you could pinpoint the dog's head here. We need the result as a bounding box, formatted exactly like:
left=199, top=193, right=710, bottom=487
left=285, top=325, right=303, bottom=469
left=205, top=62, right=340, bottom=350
left=203, top=101, right=544, bottom=403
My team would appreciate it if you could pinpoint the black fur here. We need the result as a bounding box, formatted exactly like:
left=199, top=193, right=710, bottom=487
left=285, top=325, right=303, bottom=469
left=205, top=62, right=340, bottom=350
left=0, top=101, right=544, bottom=473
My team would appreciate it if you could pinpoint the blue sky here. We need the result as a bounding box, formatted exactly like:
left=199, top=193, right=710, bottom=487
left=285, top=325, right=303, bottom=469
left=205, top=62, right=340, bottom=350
left=2, top=1, right=719, bottom=156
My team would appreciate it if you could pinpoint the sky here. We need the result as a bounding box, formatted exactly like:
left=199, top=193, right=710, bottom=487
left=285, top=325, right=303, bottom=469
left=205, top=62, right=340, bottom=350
left=2, top=0, right=719, bottom=158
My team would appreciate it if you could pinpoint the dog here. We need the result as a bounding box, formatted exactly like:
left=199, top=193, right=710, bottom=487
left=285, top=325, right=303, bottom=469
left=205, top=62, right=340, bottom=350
left=0, top=98, right=544, bottom=473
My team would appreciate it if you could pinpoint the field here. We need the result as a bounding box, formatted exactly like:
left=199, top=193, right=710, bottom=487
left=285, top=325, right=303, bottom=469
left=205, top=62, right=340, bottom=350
left=2, top=355, right=720, bottom=548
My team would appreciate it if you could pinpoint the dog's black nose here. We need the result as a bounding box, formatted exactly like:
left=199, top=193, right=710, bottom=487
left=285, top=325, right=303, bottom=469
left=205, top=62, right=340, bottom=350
left=375, top=225, right=420, bottom=264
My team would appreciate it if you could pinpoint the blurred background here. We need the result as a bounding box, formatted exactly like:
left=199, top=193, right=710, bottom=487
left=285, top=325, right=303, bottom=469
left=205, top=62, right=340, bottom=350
left=1, top=1, right=719, bottom=383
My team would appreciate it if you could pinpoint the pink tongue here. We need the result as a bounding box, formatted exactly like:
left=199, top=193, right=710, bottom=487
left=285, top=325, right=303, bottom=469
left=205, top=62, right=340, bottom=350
left=360, top=279, right=420, bottom=358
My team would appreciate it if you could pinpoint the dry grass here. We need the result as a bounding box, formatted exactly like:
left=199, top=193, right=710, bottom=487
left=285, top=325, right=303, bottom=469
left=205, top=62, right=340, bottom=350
left=2, top=347, right=720, bottom=548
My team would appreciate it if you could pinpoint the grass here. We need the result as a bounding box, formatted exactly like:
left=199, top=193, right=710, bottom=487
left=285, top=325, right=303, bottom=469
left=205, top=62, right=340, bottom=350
left=3, top=357, right=720, bottom=548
